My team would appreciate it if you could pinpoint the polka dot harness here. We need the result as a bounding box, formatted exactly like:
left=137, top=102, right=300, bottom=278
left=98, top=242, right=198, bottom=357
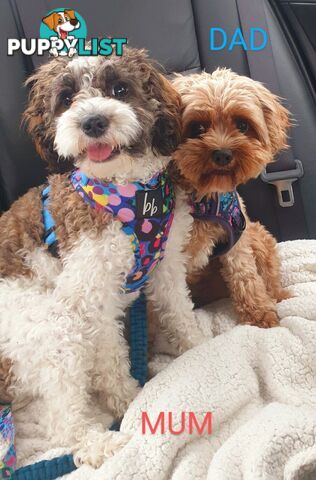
left=70, top=170, right=175, bottom=293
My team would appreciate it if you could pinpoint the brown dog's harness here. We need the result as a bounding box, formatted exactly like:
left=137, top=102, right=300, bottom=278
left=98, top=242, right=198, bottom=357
left=190, top=191, right=246, bottom=256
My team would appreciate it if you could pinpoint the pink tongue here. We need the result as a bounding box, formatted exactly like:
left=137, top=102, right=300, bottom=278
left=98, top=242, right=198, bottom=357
left=87, top=144, right=113, bottom=162
left=60, top=29, right=67, bottom=40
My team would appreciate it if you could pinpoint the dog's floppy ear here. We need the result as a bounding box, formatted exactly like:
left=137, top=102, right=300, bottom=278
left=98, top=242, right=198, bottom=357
left=64, top=9, right=76, bottom=20
left=145, top=66, right=182, bottom=157
left=256, top=83, right=291, bottom=155
left=120, top=48, right=181, bottom=156
left=42, top=12, right=57, bottom=31
left=23, top=58, right=73, bottom=173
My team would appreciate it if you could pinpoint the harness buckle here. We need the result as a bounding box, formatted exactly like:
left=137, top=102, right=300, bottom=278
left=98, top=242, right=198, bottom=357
left=260, top=159, right=304, bottom=207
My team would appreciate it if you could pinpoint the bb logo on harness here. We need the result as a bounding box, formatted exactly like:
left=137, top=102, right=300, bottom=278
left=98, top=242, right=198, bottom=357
left=136, top=190, right=163, bottom=219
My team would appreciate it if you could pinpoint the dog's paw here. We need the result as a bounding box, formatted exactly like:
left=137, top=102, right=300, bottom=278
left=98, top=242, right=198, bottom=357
left=103, top=431, right=131, bottom=459
left=181, top=333, right=206, bottom=353
left=258, top=311, right=280, bottom=328
left=276, top=289, right=292, bottom=303
left=74, top=430, right=131, bottom=468
left=68, top=47, right=77, bottom=57
left=49, top=48, right=59, bottom=58
left=241, top=310, right=280, bottom=328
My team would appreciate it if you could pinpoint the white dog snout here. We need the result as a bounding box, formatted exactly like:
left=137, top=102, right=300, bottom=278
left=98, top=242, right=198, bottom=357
left=54, top=96, right=141, bottom=158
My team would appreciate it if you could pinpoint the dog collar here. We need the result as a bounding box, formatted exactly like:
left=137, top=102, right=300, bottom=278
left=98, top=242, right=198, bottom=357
left=190, top=191, right=246, bottom=256
left=70, top=169, right=175, bottom=292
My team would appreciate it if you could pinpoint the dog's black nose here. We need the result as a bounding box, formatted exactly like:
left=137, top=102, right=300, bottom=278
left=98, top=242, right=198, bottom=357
left=70, top=19, right=78, bottom=26
left=81, top=115, right=109, bottom=138
left=212, top=149, right=233, bottom=166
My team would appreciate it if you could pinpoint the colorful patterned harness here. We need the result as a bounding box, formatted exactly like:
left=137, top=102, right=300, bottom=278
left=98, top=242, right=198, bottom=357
left=0, top=404, right=16, bottom=478
left=191, top=191, right=246, bottom=256
left=70, top=170, right=175, bottom=292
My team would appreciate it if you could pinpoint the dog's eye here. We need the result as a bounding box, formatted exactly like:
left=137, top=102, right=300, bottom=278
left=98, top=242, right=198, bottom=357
left=236, top=119, right=249, bottom=134
left=187, top=122, right=207, bottom=139
left=65, top=15, right=70, bottom=21
left=63, top=96, right=72, bottom=107
left=112, top=82, right=128, bottom=99
left=58, top=18, right=63, bottom=24
left=61, top=92, right=72, bottom=107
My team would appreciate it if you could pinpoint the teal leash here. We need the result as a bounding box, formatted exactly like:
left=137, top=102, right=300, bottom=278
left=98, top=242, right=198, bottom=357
left=13, top=455, right=76, bottom=480
left=129, top=292, right=148, bottom=387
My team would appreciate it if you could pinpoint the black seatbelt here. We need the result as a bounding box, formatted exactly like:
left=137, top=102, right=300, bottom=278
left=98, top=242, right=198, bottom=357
left=236, top=0, right=309, bottom=240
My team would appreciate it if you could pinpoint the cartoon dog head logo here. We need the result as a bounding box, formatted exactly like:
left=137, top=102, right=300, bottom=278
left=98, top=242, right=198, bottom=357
left=42, top=9, right=80, bottom=40
left=40, top=8, right=87, bottom=57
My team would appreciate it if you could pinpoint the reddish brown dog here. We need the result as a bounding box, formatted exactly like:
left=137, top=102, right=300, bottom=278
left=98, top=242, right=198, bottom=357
left=172, top=69, right=290, bottom=327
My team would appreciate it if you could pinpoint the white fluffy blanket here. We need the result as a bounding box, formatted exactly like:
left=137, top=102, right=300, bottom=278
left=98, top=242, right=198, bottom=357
left=15, top=240, right=316, bottom=479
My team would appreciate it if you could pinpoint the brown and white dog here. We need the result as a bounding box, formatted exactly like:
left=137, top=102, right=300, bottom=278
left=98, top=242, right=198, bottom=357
left=171, top=69, right=290, bottom=328
left=42, top=9, right=80, bottom=57
left=0, top=49, right=204, bottom=467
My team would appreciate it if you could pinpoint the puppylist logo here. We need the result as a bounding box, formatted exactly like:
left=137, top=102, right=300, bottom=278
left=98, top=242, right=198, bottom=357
left=8, top=8, right=127, bottom=57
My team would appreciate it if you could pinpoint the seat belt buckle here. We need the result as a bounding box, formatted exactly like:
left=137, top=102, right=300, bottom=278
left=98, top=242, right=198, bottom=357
left=260, top=159, right=304, bottom=207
